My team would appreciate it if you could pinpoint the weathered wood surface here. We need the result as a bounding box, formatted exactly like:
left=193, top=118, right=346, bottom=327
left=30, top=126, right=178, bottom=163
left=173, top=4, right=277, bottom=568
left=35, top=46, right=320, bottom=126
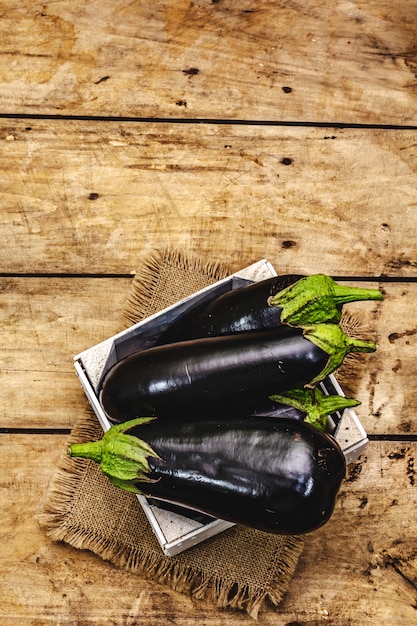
left=0, top=278, right=417, bottom=434
left=2, top=0, right=417, bottom=623
left=1, top=1, right=417, bottom=124
left=0, top=276, right=410, bottom=435
left=1, top=435, right=416, bottom=625
left=0, top=277, right=129, bottom=430
left=2, top=120, right=417, bottom=277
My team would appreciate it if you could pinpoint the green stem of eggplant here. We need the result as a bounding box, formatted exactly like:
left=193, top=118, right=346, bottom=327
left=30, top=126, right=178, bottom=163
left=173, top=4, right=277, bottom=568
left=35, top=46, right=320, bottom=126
left=67, top=417, right=159, bottom=494
left=302, top=323, right=377, bottom=385
left=268, top=274, right=383, bottom=326
left=332, top=281, right=383, bottom=305
left=269, top=387, right=361, bottom=431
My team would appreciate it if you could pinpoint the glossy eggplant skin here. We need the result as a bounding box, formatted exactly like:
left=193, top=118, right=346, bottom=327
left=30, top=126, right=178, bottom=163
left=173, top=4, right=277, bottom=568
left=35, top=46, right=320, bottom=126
left=157, top=274, right=303, bottom=344
left=100, top=327, right=328, bottom=424
left=129, top=417, right=346, bottom=535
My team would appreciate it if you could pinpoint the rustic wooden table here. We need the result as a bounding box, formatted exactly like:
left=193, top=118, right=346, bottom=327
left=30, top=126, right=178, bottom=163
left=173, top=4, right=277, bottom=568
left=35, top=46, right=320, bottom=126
left=1, top=2, right=417, bottom=624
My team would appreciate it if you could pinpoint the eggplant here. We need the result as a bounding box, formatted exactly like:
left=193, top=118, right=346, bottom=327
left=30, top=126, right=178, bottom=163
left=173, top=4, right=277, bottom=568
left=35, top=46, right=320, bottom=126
left=100, top=324, right=375, bottom=424
left=157, top=273, right=383, bottom=343
left=157, top=274, right=302, bottom=344
left=68, top=416, right=347, bottom=535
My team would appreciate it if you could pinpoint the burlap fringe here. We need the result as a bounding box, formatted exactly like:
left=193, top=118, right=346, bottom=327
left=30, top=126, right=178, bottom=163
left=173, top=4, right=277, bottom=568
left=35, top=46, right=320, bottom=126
left=122, top=247, right=233, bottom=327
left=37, top=411, right=102, bottom=541
left=38, top=407, right=303, bottom=619
left=115, top=531, right=304, bottom=620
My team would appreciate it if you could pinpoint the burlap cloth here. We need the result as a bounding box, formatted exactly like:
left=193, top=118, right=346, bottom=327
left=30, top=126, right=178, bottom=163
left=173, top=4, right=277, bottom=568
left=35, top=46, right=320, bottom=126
left=38, top=248, right=306, bottom=619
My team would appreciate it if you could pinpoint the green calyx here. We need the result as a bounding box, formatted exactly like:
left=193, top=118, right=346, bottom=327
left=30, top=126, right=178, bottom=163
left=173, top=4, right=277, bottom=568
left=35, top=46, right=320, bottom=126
left=269, top=387, right=361, bottom=431
left=67, top=417, right=160, bottom=494
left=303, top=323, right=377, bottom=385
left=268, top=274, right=383, bottom=326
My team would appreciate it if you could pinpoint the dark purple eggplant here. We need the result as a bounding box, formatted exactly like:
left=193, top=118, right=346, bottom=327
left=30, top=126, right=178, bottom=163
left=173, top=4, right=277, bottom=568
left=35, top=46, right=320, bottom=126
left=157, top=273, right=383, bottom=343
left=157, top=274, right=303, bottom=344
left=68, top=416, right=347, bottom=535
left=100, top=324, right=375, bottom=424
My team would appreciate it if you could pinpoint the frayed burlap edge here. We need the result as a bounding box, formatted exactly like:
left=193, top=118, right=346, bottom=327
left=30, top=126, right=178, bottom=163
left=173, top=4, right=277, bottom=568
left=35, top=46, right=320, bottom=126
left=122, top=247, right=233, bottom=328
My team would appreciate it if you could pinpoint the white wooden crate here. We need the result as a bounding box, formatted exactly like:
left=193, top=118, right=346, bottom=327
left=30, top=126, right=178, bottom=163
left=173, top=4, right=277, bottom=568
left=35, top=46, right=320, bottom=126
left=74, top=260, right=368, bottom=556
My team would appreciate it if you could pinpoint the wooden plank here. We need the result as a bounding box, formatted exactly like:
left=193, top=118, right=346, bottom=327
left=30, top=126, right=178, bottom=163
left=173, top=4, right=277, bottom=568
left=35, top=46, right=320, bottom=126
left=1, top=435, right=416, bottom=624
left=1, top=1, right=417, bottom=124
left=340, top=285, right=417, bottom=437
left=0, top=277, right=411, bottom=434
left=2, top=120, right=417, bottom=276
left=0, top=277, right=130, bottom=430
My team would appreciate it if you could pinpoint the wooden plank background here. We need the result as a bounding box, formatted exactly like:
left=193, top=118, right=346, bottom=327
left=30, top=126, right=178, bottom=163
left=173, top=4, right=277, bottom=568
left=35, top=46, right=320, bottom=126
left=0, top=277, right=411, bottom=435
left=1, top=121, right=417, bottom=276
left=2, top=0, right=417, bottom=623
left=1, top=1, right=417, bottom=124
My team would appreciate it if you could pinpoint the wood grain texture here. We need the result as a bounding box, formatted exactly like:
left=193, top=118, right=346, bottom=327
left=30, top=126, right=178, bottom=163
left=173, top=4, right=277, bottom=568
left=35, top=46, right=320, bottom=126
left=0, top=276, right=411, bottom=435
left=339, top=286, right=417, bottom=437
left=2, top=4, right=416, bottom=623
left=2, top=120, right=417, bottom=276
left=1, top=1, right=417, bottom=124
left=0, top=277, right=130, bottom=430
left=1, top=435, right=416, bottom=625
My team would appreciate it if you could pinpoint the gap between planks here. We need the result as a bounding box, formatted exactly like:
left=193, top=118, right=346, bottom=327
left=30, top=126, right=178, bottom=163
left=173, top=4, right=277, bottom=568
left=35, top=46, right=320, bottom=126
left=1, top=112, right=417, bottom=131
